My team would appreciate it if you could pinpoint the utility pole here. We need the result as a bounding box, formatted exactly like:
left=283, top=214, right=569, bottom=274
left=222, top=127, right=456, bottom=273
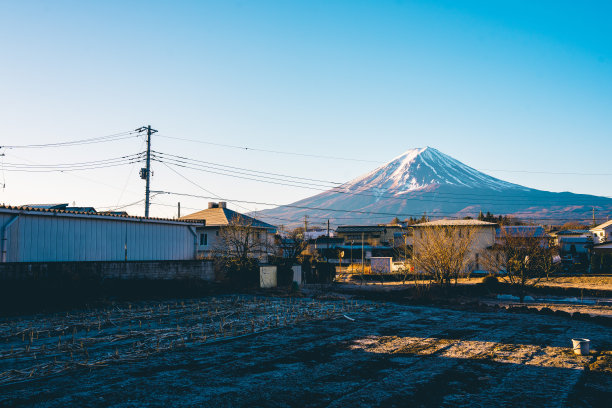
left=327, top=219, right=330, bottom=259
left=303, top=215, right=309, bottom=234
left=136, top=125, right=158, bottom=218
left=178, top=202, right=181, bottom=219
left=361, top=232, right=365, bottom=275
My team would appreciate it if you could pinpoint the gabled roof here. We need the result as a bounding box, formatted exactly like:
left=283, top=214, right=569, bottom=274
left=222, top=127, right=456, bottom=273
left=592, top=220, right=612, bottom=231
left=413, top=219, right=496, bottom=227
left=180, top=207, right=277, bottom=231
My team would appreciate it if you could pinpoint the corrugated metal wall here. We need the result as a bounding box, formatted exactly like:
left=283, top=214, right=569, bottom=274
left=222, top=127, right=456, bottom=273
left=0, top=211, right=196, bottom=262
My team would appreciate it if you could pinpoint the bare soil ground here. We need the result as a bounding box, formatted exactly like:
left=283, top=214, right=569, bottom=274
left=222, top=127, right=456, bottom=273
left=1, top=294, right=611, bottom=407
left=534, top=276, right=612, bottom=291
left=336, top=274, right=612, bottom=293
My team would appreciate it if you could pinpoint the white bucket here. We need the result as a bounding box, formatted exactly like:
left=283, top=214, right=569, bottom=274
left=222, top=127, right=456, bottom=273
left=572, top=338, right=590, bottom=355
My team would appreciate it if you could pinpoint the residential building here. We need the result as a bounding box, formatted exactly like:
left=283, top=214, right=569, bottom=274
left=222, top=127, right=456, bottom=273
left=179, top=202, right=277, bottom=261
left=335, top=225, right=406, bottom=247
left=591, top=220, right=612, bottom=244
left=412, top=219, right=497, bottom=273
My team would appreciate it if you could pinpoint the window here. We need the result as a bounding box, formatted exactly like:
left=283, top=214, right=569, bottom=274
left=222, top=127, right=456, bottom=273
left=200, top=233, right=208, bottom=246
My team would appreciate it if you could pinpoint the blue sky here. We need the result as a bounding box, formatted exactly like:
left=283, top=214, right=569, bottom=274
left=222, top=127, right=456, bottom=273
left=1, top=1, right=610, bottom=221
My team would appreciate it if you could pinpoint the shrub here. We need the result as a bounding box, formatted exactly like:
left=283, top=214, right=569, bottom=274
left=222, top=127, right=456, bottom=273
left=481, top=275, right=499, bottom=291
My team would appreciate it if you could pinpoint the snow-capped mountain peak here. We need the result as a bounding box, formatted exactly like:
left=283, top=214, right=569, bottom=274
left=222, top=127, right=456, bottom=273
left=344, top=147, right=525, bottom=193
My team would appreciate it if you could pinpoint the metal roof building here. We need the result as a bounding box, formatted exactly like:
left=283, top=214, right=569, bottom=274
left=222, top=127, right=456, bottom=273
left=0, top=205, right=200, bottom=262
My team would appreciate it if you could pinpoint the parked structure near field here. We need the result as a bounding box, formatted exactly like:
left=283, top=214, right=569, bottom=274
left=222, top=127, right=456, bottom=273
left=179, top=202, right=277, bottom=261
left=0, top=205, right=199, bottom=262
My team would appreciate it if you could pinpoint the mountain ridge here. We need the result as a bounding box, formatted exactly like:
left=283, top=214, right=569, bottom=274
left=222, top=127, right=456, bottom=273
left=255, top=147, right=612, bottom=226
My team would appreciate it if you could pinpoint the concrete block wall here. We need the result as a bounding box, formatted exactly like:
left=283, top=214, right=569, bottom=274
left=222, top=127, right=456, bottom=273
left=0, top=260, right=216, bottom=282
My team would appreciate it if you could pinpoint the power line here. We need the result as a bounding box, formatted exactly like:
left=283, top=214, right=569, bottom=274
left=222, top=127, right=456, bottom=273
left=1, top=131, right=141, bottom=149
left=156, top=159, right=611, bottom=207
left=152, top=151, right=342, bottom=185
left=151, top=189, right=603, bottom=222
left=150, top=149, right=612, bottom=203
left=0, top=153, right=144, bottom=172
left=156, top=134, right=381, bottom=163
left=159, top=161, right=255, bottom=213
left=156, top=133, right=612, bottom=177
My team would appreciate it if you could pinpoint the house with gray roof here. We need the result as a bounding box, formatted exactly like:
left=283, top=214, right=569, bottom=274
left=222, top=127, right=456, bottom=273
left=179, top=202, right=277, bottom=261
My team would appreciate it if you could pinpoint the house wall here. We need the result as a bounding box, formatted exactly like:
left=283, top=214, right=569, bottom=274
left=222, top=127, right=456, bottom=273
left=591, top=225, right=612, bottom=244
left=195, top=226, right=274, bottom=262
left=0, top=209, right=197, bottom=262
left=412, top=226, right=496, bottom=273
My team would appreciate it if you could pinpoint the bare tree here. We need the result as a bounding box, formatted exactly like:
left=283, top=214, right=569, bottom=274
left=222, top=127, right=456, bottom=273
left=412, top=225, right=480, bottom=287
left=215, top=215, right=272, bottom=261
left=213, top=215, right=274, bottom=286
left=276, top=228, right=307, bottom=264
left=483, top=228, right=559, bottom=299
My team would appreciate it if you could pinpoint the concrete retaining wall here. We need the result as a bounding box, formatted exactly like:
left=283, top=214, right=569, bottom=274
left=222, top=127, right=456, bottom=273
left=0, top=260, right=215, bottom=281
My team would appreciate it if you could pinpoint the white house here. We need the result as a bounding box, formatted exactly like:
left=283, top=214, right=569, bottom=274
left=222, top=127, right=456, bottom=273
left=591, top=220, right=612, bottom=244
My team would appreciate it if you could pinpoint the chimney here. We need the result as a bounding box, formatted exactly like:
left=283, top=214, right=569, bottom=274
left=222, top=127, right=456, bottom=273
left=218, top=201, right=227, bottom=209
left=208, top=202, right=219, bottom=209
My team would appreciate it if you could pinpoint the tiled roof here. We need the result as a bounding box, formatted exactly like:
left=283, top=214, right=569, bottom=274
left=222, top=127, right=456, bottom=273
left=180, top=207, right=277, bottom=230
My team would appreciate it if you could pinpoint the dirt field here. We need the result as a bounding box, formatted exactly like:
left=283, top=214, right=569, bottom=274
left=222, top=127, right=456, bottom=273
left=534, top=275, right=612, bottom=291
left=1, top=294, right=611, bottom=407
left=337, top=274, right=612, bottom=292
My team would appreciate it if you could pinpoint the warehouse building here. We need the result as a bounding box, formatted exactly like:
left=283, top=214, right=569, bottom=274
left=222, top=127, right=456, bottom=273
left=0, top=205, right=201, bottom=262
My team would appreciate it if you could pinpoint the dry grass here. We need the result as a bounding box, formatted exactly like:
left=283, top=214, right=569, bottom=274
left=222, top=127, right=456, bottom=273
left=531, top=276, right=612, bottom=291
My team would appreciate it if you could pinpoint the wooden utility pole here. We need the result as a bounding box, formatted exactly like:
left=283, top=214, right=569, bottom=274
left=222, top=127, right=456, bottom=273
left=136, top=125, right=158, bottom=218
left=361, top=231, right=365, bottom=274
left=178, top=202, right=181, bottom=218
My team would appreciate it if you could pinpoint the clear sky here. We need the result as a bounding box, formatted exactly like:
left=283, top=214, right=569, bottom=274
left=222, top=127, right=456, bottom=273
left=1, top=1, right=610, bottom=224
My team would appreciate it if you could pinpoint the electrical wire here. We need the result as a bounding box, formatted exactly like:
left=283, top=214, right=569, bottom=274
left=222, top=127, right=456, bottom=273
left=156, top=134, right=380, bottom=163
left=1, top=153, right=145, bottom=172
left=150, top=189, right=602, bottom=222
left=156, top=134, right=612, bottom=177
left=156, top=159, right=611, bottom=208
left=159, top=161, right=255, bottom=213
left=150, top=150, right=612, bottom=203
left=1, top=131, right=142, bottom=149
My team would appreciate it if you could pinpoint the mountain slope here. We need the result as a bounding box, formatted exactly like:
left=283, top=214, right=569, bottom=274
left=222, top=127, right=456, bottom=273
left=256, top=147, right=612, bottom=226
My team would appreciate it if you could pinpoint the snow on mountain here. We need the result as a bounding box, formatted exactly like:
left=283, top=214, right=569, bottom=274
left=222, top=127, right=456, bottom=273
left=256, top=147, right=612, bottom=226
left=343, top=147, right=528, bottom=194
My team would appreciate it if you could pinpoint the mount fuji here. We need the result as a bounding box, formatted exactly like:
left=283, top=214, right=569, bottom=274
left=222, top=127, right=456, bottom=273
left=256, top=147, right=612, bottom=226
